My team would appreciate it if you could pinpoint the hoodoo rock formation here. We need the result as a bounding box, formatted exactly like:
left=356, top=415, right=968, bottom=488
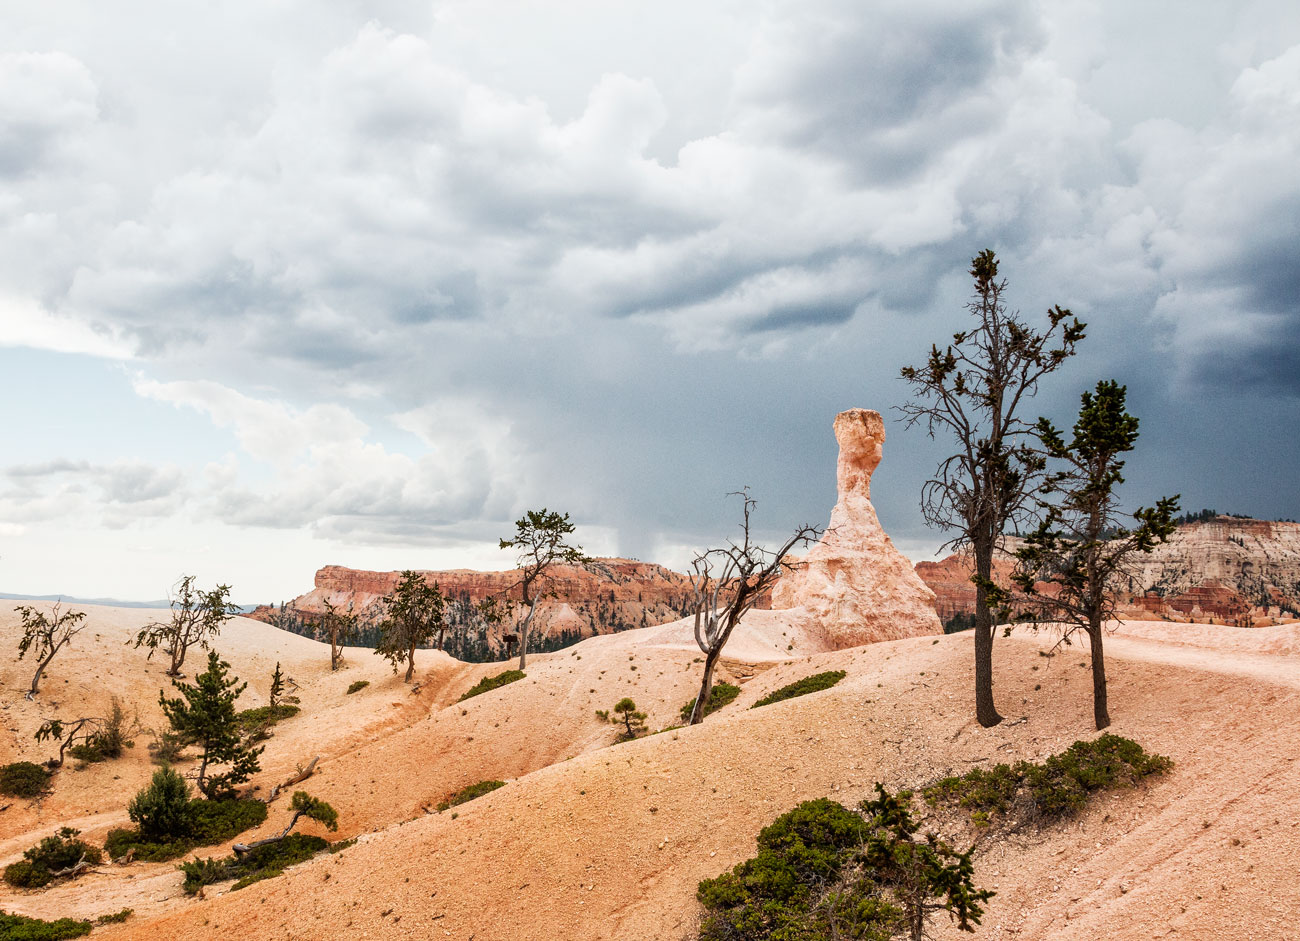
left=771, top=408, right=942, bottom=644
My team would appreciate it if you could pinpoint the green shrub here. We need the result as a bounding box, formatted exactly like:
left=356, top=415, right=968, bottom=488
left=3, top=828, right=102, bottom=889
left=110, top=776, right=266, bottom=863
left=679, top=681, right=741, bottom=723
left=0, top=762, right=51, bottom=798
left=0, top=911, right=92, bottom=940
left=923, top=734, right=1172, bottom=826
left=94, top=909, right=133, bottom=925
left=177, top=856, right=228, bottom=895
left=187, top=798, right=269, bottom=845
left=3, top=861, right=52, bottom=889
left=696, top=789, right=992, bottom=941
left=752, top=670, right=846, bottom=708
left=345, top=680, right=369, bottom=694
left=459, top=670, right=525, bottom=702
left=128, top=767, right=194, bottom=842
left=235, top=703, right=301, bottom=740
left=436, top=780, right=505, bottom=812
left=179, top=834, right=330, bottom=895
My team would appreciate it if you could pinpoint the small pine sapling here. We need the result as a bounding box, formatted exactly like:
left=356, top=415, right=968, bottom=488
left=159, top=650, right=263, bottom=799
left=597, top=698, right=647, bottom=742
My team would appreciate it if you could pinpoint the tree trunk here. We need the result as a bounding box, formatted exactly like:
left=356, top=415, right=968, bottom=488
left=972, top=541, right=1003, bottom=728
left=437, top=626, right=445, bottom=651
left=28, top=654, right=53, bottom=697
left=169, top=641, right=185, bottom=677
left=1088, top=621, right=1110, bottom=730
left=330, top=635, right=341, bottom=671
left=517, top=603, right=538, bottom=671
left=405, top=640, right=416, bottom=683
left=689, top=646, right=721, bottom=726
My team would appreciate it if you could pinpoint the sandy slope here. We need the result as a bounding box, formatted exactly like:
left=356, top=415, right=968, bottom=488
left=2, top=602, right=1298, bottom=940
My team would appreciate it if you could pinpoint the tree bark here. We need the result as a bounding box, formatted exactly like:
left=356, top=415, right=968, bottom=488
left=169, top=640, right=185, bottom=677
left=29, top=654, right=53, bottom=697
left=517, top=603, right=538, bottom=671
left=405, top=640, right=416, bottom=683
left=972, top=541, right=1003, bottom=728
left=689, top=646, right=721, bottom=726
left=1088, top=621, right=1110, bottom=730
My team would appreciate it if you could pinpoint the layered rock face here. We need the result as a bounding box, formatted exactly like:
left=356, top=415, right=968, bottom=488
left=248, top=558, right=697, bottom=645
left=771, top=408, right=943, bottom=644
left=916, top=517, right=1300, bottom=627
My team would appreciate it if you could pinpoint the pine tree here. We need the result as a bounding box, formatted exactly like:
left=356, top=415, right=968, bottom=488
left=1014, top=380, right=1179, bottom=729
left=375, top=572, right=446, bottom=683
left=269, top=662, right=285, bottom=709
left=159, top=650, right=263, bottom=799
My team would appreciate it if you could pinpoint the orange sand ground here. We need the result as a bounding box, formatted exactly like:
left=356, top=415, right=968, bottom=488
left=1, top=601, right=1297, bottom=940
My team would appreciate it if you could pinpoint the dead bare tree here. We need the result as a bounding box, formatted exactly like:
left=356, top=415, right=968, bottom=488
left=688, top=490, right=821, bottom=726
left=132, top=575, right=240, bottom=677
left=16, top=602, right=87, bottom=699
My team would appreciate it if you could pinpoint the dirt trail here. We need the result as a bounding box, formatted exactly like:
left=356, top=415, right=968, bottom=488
left=2, top=603, right=1297, bottom=940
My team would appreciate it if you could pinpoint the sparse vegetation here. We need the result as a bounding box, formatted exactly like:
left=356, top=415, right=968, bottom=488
left=499, top=508, right=592, bottom=670
left=899, top=249, right=1085, bottom=728
left=180, top=834, right=330, bottom=894
left=180, top=791, right=338, bottom=894
left=15, top=602, right=87, bottom=698
left=345, top=679, right=369, bottom=694
left=752, top=670, right=846, bottom=708
left=314, top=597, right=359, bottom=670
left=1014, top=381, right=1179, bottom=729
left=4, top=828, right=102, bottom=889
left=437, top=780, right=505, bottom=812
left=0, top=911, right=92, bottom=940
left=0, top=761, right=51, bottom=798
left=39, top=697, right=140, bottom=766
left=923, top=734, right=1172, bottom=826
left=94, top=909, right=133, bottom=925
left=132, top=575, right=240, bottom=677
left=235, top=703, right=301, bottom=742
left=679, top=681, right=740, bottom=723
left=107, top=768, right=268, bottom=862
left=686, top=490, right=820, bottom=725
left=696, top=787, right=992, bottom=941
left=459, top=669, right=525, bottom=701
left=374, top=571, right=447, bottom=683
left=596, top=698, right=647, bottom=742
left=159, top=650, right=264, bottom=799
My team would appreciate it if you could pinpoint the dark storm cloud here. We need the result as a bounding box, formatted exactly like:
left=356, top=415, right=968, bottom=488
left=3, top=0, right=1299, bottom=577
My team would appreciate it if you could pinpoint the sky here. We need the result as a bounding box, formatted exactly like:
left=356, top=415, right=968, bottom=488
left=2, top=0, right=1298, bottom=603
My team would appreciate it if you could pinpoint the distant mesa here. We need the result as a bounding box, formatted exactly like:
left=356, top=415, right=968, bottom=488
left=771, top=408, right=943, bottom=645
left=915, top=515, right=1300, bottom=629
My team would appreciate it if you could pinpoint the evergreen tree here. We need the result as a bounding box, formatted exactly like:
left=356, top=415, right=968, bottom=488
left=499, top=508, right=591, bottom=670
left=159, top=650, right=263, bottom=799
left=899, top=250, right=1085, bottom=727
left=269, top=662, right=285, bottom=709
left=375, top=571, right=446, bottom=683
left=1014, top=380, right=1179, bottom=729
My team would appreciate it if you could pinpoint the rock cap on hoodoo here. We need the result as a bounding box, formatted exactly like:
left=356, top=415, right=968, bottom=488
left=772, top=407, right=942, bottom=646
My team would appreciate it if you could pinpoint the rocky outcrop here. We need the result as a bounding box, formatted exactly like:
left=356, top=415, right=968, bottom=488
left=915, top=517, right=1300, bottom=628
left=771, top=408, right=943, bottom=644
left=249, top=558, right=698, bottom=650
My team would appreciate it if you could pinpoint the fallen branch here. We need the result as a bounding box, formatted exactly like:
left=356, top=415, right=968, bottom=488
left=267, top=755, right=321, bottom=802
left=48, top=854, right=96, bottom=879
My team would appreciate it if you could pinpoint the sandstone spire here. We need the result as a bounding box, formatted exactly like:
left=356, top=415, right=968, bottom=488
left=771, top=408, right=942, bottom=645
